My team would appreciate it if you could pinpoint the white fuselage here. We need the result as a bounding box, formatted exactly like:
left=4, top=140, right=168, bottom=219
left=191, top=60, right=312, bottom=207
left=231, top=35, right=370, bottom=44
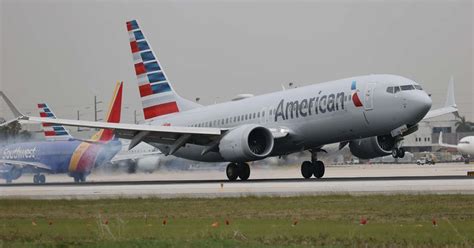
left=457, top=136, right=474, bottom=156
left=145, top=74, right=431, bottom=162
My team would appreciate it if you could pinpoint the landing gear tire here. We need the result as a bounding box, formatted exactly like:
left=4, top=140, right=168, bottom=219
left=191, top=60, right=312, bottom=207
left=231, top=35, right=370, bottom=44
left=301, top=161, right=313, bottom=179
left=396, top=148, right=405, bottom=158
left=39, top=174, right=46, bottom=184
left=313, top=161, right=325, bottom=179
left=392, top=148, right=405, bottom=158
left=226, top=163, right=238, bottom=181
left=33, top=174, right=45, bottom=184
left=392, top=149, right=398, bottom=158
left=238, top=162, right=250, bottom=181
left=73, top=174, right=86, bottom=183
left=127, top=161, right=137, bottom=174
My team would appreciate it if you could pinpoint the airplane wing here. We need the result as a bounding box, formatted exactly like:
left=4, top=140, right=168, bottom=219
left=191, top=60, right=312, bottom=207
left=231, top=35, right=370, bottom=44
left=0, top=90, right=223, bottom=154
left=0, top=159, right=52, bottom=172
left=23, top=116, right=223, bottom=149
left=423, top=76, right=458, bottom=120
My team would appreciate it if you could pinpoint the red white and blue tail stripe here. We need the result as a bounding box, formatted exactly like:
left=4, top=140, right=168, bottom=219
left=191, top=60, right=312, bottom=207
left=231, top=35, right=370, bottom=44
left=127, top=20, right=180, bottom=121
left=37, top=103, right=73, bottom=140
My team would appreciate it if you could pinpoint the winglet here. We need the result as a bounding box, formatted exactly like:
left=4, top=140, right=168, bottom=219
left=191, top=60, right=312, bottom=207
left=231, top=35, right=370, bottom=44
left=0, top=91, right=26, bottom=127
left=0, top=91, right=24, bottom=118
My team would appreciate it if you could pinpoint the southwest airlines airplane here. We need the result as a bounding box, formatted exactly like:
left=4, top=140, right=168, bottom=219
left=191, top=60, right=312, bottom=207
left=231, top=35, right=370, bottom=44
left=2, top=20, right=457, bottom=181
left=0, top=82, right=123, bottom=183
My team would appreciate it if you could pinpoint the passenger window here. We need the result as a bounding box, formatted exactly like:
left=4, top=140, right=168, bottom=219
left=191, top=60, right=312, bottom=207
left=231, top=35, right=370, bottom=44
left=253, top=113, right=256, bottom=119
left=257, top=112, right=260, bottom=118
left=386, top=87, right=394, bottom=93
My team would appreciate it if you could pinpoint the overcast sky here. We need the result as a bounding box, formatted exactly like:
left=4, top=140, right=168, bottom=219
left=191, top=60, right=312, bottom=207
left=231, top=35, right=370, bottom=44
left=1, top=0, right=473, bottom=126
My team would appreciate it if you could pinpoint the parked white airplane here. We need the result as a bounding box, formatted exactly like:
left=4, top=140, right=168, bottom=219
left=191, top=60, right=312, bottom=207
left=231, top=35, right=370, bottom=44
left=2, top=20, right=458, bottom=181
left=439, top=132, right=473, bottom=163
left=111, top=140, right=161, bottom=173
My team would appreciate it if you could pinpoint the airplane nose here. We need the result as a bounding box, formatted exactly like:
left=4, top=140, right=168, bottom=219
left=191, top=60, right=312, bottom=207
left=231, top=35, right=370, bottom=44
left=411, top=91, right=432, bottom=121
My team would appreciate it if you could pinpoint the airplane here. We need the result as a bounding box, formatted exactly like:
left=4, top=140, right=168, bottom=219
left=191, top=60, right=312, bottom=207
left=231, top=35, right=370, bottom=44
left=0, top=82, right=123, bottom=183
left=1, top=20, right=458, bottom=181
left=439, top=132, right=473, bottom=163
left=110, top=140, right=161, bottom=173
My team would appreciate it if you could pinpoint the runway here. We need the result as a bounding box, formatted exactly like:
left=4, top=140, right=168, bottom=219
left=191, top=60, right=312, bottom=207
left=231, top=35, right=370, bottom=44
left=1, top=163, right=473, bottom=199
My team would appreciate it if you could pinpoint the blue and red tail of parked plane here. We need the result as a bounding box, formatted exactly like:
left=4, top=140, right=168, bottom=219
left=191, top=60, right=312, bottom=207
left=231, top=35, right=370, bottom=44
left=0, top=82, right=123, bottom=183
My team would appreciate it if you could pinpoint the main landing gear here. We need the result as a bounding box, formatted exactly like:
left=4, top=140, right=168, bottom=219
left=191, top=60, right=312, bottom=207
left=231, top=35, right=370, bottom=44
left=73, top=173, right=86, bottom=183
left=33, top=174, right=46, bottom=184
left=392, top=148, right=405, bottom=158
left=226, top=162, right=250, bottom=181
left=301, top=150, right=325, bottom=179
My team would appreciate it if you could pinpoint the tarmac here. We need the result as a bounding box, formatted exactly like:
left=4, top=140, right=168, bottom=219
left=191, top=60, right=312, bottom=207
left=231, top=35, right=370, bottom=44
left=1, top=163, right=473, bottom=199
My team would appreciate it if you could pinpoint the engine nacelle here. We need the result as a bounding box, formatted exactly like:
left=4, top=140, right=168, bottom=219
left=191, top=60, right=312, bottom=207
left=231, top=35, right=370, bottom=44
left=349, top=135, right=396, bottom=159
left=219, top=124, right=274, bottom=162
left=0, top=166, right=22, bottom=181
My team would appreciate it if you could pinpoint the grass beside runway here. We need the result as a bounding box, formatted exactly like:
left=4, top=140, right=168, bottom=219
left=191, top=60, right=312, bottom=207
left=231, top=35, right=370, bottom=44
left=0, top=195, right=473, bottom=247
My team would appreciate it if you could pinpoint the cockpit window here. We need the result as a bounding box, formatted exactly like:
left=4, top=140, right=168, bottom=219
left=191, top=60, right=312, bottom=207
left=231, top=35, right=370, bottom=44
left=414, top=85, right=422, bottom=90
left=386, top=87, right=394, bottom=93
left=393, top=86, right=400, bottom=93
left=401, top=85, right=415, bottom=91
left=459, top=141, right=470, bottom=144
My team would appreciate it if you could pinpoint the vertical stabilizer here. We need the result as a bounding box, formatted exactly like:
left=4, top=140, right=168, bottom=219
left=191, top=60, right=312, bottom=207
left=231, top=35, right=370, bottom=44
left=445, top=76, right=457, bottom=109
left=37, top=103, right=73, bottom=140
left=91, top=82, right=123, bottom=142
left=126, top=20, right=200, bottom=122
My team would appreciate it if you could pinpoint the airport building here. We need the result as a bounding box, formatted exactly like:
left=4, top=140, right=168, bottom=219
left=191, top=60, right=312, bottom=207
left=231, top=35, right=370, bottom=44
left=404, top=117, right=474, bottom=153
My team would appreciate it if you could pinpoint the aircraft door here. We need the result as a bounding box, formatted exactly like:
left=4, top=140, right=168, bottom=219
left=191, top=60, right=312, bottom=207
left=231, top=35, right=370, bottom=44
left=364, top=82, right=376, bottom=111
left=261, top=107, right=268, bottom=124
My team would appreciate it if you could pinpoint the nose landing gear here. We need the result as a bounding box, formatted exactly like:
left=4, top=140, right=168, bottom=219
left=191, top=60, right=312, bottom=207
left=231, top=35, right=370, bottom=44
left=301, top=150, right=325, bottom=179
left=392, top=148, right=405, bottom=158
left=33, top=174, right=46, bottom=184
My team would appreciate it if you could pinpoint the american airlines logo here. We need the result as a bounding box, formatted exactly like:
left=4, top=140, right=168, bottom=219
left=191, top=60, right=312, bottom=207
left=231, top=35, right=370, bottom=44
left=2, top=147, right=37, bottom=160
left=274, top=91, right=346, bottom=121
left=274, top=81, right=365, bottom=121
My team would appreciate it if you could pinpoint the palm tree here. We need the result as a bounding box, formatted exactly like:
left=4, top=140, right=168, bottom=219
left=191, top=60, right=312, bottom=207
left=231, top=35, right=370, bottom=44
left=455, top=116, right=474, bottom=132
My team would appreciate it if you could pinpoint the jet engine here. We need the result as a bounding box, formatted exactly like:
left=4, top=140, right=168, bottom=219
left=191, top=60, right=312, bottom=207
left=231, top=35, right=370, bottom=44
left=219, top=124, right=274, bottom=162
left=0, top=165, right=22, bottom=183
left=349, top=135, right=397, bottom=159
